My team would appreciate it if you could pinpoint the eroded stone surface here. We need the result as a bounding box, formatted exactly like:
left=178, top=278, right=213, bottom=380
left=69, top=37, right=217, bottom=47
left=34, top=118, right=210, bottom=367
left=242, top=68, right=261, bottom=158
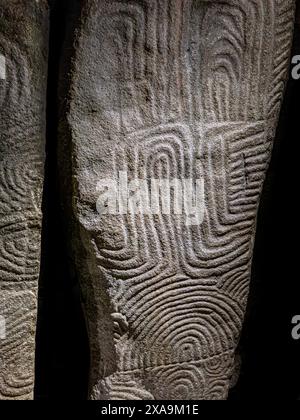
left=59, top=0, right=295, bottom=400
left=0, top=0, right=49, bottom=400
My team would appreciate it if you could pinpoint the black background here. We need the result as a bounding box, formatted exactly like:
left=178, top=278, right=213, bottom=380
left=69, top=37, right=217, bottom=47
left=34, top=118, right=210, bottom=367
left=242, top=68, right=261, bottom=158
left=34, top=0, right=300, bottom=400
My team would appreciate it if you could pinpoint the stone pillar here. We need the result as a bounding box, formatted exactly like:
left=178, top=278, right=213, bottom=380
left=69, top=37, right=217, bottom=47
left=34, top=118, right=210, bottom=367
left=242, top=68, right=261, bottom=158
left=0, top=1, right=49, bottom=400
left=59, top=0, right=295, bottom=400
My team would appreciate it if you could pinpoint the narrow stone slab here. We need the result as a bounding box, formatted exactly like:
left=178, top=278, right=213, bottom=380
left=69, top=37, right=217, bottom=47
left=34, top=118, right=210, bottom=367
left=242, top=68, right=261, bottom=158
left=0, top=0, right=49, bottom=400
left=60, top=0, right=295, bottom=400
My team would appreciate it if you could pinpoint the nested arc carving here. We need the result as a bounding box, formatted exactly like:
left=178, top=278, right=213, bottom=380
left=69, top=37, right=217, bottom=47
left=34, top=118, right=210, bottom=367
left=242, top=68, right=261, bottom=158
left=0, top=2, right=47, bottom=401
left=67, top=0, right=295, bottom=400
left=0, top=158, right=44, bottom=291
left=0, top=38, right=31, bottom=109
left=0, top=292, right=37, bottom=400
left=0, top=36, right=44, bottom=292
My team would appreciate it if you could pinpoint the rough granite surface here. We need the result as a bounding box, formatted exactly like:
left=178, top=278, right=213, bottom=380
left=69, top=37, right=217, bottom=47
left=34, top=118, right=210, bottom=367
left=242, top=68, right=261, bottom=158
left=59, top=0, right=295, bottom=400
left=0, top=0, right=49, bottom=400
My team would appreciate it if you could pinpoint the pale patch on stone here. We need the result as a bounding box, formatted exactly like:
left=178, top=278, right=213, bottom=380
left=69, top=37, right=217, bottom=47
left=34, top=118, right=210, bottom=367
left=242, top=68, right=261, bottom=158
left=0, top=316, right=5, bottom=340
left=0, top=54, right=6, bottom=80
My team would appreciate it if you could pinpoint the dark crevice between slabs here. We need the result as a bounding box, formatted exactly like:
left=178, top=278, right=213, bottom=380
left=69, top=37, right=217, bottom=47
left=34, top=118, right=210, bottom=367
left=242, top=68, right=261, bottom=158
left=35, top=0, right=89, bottom=401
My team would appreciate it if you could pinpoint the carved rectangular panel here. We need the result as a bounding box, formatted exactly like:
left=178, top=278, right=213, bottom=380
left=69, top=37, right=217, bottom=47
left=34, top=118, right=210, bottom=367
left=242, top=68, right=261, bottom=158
left=0, top=0, right=49, bottom=400
left=60, top=0, right=295, bottom=400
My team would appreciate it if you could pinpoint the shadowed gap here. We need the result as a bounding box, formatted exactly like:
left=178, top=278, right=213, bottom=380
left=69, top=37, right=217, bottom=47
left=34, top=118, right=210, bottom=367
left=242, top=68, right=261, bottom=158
left=35, top=0, right=89, bottom=401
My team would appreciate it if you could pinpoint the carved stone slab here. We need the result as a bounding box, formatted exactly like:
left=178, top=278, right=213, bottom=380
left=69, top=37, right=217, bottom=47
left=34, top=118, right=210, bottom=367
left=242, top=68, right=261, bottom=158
left=0, top=0, right=49, bottom=400
left=60, top=0, right=295, bottom=400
